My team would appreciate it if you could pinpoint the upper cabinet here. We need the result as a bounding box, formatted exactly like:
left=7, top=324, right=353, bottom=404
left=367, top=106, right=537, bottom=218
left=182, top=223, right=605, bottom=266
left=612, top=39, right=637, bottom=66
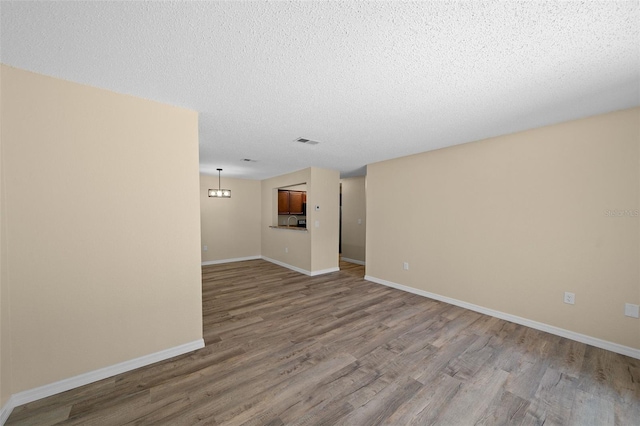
left=278, top=190, right=306, bottom=215
left=289, top=191, right=304, bottom=215
left=278, top=190, right=290, bottom=215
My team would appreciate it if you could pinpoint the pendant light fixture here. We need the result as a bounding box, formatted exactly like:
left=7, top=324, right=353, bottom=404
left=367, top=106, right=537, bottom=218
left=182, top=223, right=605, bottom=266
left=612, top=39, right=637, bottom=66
left=208, top=168, right=231, bottom=198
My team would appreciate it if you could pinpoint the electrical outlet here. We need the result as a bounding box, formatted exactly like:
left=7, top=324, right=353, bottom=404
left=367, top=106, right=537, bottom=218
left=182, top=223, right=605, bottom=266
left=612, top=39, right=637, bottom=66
left=624, top=303, right=639, bottom=318
left=203, top=245, right=208, bottom=251
left=315, top=220, right=319, bottom=228
left=564, top=292, right=575, bottom=305
left=403, top=262, right=409, bottom=271
left=358, top=218, right=362, bottom=225
left=285, top=247, right=288, bottom=253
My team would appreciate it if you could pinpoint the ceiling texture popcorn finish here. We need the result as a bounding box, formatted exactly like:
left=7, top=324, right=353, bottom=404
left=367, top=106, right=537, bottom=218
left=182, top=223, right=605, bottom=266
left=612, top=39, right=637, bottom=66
left=1, top=1, right=638, bottom=179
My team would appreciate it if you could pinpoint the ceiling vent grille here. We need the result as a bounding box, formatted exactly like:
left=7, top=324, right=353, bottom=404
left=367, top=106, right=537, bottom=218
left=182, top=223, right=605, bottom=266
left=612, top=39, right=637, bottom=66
left=295, top=137, right=319, bottom=145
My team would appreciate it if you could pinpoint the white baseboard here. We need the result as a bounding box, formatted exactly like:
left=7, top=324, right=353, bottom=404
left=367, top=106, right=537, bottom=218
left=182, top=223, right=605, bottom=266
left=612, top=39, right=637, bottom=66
left=310, top=267, right=340, bottom=276
left=341, top=257, right=365, bottom=266
left=261, top=257, right=338, bottom=277
left=0, top=339, right=204, bottom=425
left=0, top=396, right=16, bottom=426
left=201, top=256, right=261, bottom=266
left=261, top=256, right=311, bottom=275
left=364, top=275, right=640, bottom=360
left=203, top=256, right=339, bottom=276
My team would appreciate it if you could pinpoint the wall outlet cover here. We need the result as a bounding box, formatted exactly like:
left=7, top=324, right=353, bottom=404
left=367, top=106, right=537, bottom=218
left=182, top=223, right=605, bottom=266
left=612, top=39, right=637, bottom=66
left=563, top=292, right=575, bottom=305
left=624, top=303, right=640, bottom=318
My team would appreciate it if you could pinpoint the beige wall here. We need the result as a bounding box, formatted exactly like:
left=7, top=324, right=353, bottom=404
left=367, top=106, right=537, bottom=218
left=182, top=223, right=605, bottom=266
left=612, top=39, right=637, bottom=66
left=200, top=174, right=261, bottom=263
left=261, top=167, right=339, bottom=274
left=341, top=176, right=366, bottom=263
left=309, top=168, right=340, bottom=272
left=367, top=107, right=640, bottom=350
left=1, top=65, right=203, bottom=394
left=0, top=65, right=10, bottom=407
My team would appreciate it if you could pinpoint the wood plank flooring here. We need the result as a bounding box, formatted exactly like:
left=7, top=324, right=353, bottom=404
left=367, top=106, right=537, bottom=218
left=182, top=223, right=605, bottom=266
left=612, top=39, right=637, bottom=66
left=7, top=259, right=640, bottom=425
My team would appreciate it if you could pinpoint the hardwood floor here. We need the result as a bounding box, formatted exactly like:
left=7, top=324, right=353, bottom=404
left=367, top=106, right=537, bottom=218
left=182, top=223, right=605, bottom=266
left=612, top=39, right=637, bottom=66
left=7, top=259, right=640, bottom=425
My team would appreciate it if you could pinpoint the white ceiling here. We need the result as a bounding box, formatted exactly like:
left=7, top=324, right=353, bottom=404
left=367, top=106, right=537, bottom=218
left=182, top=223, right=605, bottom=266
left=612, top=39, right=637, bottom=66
left=1, top=1, right=638, bottom=180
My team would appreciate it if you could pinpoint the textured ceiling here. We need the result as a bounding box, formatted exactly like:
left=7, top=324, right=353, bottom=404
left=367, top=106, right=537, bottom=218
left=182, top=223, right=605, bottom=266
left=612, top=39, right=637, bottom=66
left=1, top=1, right=638, bottom=180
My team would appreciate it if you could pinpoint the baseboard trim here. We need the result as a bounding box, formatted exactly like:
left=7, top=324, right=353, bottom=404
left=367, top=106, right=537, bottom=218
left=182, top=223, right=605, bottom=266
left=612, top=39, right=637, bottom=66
left=203, top=256, right=339, bottom=277
left=0, top=396, right=16, bottom=426
left=261, top=257, right=339, bottom=277
left=341, top=257, right=365, bottom=266
left=0, top=339, right=204, bottom=425
left=201, top=256, right=261, bottom=266
left=310, top=267, right=340, bottom=276
left=364, top=275, right=640, bottom=360
left=261, top=256, right=311, bottom=275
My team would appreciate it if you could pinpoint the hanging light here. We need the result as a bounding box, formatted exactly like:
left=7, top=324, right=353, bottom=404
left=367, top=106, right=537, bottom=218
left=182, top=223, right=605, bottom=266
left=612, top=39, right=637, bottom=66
left=208, top=168, right=231, bottom=198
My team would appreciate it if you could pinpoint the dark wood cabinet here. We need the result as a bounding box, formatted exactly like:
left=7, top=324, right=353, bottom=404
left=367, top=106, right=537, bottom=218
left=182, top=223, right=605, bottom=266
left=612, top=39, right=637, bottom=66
left=289, top=191, right=304, bottom=215
left=278, top=190, right=306, bottom=215
left=278, top=191, right=290, bottom=215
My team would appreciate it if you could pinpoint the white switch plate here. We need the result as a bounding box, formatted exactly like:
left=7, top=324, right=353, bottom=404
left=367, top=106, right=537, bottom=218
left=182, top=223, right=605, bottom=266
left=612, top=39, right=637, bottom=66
left=358, top=218, right=362, bottom=225
left=624, top=303, right=640, bottom=318
left=285, top=247, right=288, bottom=253
left=203, top=245, right=208, bottom=251
left=403, top=262, right=409, bottom=270
left=564, top=292, right=575, bottom=305
left=315, top=220, right=319, bottom=228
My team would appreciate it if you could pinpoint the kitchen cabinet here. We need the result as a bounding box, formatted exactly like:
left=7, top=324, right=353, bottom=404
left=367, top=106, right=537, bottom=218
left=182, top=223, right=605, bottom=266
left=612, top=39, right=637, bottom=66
left=278, top=191, right=290, bottom=215
left=289, top=191, right=304, bottom=215
left=278, top=190, right=306, bottom=215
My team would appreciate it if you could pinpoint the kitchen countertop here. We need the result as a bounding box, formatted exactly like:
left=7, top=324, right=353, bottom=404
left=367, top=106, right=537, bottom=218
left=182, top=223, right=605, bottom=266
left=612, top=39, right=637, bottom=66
left=269, top=225, right=308, bottom=232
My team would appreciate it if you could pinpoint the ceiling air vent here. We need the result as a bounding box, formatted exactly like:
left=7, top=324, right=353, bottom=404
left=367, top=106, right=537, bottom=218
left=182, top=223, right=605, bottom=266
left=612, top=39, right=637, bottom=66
left=295, top=137, right=319, bottom=145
